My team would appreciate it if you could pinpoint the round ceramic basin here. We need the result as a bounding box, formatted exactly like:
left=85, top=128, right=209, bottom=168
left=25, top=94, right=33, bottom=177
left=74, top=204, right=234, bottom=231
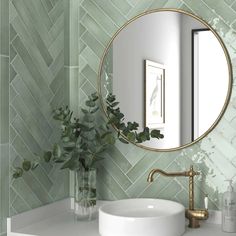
left=99, top=198, right=185, bottom=236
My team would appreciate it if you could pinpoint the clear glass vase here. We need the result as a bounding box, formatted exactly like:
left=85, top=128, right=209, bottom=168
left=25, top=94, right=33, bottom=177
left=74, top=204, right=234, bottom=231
left=74, top=168, right=97, bottom=221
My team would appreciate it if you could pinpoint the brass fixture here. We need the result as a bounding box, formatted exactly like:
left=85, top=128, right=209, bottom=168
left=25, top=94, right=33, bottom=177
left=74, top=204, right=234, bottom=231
left=147, top=165, right=208, bottom=228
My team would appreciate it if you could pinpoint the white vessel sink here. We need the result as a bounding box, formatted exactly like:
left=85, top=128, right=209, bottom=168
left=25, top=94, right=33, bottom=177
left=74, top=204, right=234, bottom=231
left=99, top=198, right=185, bottom=236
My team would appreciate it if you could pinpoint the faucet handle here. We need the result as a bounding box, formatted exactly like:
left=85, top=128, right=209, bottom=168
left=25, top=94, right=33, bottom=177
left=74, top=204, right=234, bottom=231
left=204, top=194, right=208, bottom=210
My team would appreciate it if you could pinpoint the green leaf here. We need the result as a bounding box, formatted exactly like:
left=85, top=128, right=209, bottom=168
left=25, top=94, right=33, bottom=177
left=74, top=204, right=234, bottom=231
left=43, top=151, right=52, bottom=162
left=62, top=136, right=70, bottom=142
left=63, top=142, right=75, bottom=152
left=110, top=102, right=119, bottom=107
left=84, top=113, right=95, bottom=123
left=13, top=168, right=24, bottom=178
left=22, top=160, right=31, bottom=171
left=81, top=108, right=88, bottom=114
left=79, top=123, right=90, bottom=131
left=61, top=158, right=77, bottom=170
left=127, top=132, right=136, bottom=142
left=54, top=158, right=65, bottom=163
left=91, top=106, right=99, bottom=113
left=53, top=144, right=61, bottom=158
left=104, top=133, right=116, bottom=145
left=85, top=100, right=96, bottom=107
left=106, top=94, right=116, bottom=103
left=118, top=137, right=129, bottom=144
left=151, top=129, right=164, bottom=139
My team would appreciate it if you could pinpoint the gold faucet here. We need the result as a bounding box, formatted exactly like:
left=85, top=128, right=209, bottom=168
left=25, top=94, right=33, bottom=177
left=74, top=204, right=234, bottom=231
left=147, top=165, right=208, bottom=228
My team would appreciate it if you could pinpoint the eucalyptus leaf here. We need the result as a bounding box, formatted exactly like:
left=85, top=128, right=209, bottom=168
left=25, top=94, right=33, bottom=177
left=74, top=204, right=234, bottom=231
left=43, top=151, right=52, bottom=163
left=13, top=167, right=24, bottom=178
left=118, top=137, right=129, bottom=144
left=53, top=144, right=61, bottom=158
left=22, top=160, right=31, bottom=171
left=85, top=100, right=96, bottom=107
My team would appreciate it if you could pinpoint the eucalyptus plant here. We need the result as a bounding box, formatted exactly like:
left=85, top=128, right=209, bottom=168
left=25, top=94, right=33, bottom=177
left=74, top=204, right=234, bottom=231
left=13, top=92, right=164, bottom=178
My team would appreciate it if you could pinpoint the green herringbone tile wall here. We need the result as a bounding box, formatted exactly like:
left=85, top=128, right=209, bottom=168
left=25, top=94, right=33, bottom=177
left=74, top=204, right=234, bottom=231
left=78, top=0, right=236, bottom=210
left=8, top=0, right=69, bottom=228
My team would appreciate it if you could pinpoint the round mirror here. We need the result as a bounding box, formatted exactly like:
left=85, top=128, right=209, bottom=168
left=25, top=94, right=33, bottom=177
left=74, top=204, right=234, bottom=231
left=99, top=9, right=232, bottom=151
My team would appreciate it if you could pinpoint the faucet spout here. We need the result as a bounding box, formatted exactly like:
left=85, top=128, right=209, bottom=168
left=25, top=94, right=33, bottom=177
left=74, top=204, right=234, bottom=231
left=147, top=168, right=189, bottom=182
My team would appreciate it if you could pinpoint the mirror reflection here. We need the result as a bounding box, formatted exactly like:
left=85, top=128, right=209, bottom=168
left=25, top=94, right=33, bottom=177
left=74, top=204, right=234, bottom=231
left=100, top=10, right=231, bottom=150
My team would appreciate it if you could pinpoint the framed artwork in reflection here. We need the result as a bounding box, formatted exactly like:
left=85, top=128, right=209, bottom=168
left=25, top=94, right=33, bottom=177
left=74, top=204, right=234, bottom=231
left=144, top=60, right=165, bottom=129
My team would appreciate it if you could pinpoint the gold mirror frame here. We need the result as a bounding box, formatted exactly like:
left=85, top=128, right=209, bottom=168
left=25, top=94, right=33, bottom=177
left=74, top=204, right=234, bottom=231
left=98, top=8, right=233, bottom=152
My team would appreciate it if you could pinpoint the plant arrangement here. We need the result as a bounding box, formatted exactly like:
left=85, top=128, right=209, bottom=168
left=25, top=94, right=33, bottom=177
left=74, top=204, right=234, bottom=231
left=13, top=92, right=164, bottom=178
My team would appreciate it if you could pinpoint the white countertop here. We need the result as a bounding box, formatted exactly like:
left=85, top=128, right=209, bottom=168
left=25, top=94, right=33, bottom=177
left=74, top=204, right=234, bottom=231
left=7, top=199, right=236, bottom=236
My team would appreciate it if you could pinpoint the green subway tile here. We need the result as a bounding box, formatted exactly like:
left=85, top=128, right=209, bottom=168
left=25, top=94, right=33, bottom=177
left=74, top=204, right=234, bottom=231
left=79, top=23, right=86, bottom=37
left=225, top=0, right=235, bottom=5
left=50, top=79, right=65, bottom=108
left=10, top=64, right=17, bottom=82
left=98, top=165, right=129, bottom=199
left=10, top=1, right=17, bottom=23
left=11, top=195, right=31, bottom=215
left=163, top=0, right=183, bottom=8
left=78, top=73, right=86, bottom=87
left=110, top=0, right=132, bottom=15
left=81, top=64, right=97, bottom=86
left=11, top=179, right=42, bottom=210
left=10, top=84, right=17, bottom=103
left=94, top=0, right=127, bottom=27
left=12, top=0, right=53, bottom=65
left=147, top=0, right=170, bottom=10
left=79, top=56, right=86, bottom=73
left=183, top=0, right=218, bottom=22
left=140, top=176, right=170, bottom=198
left=49, top=0, right=63, bottom=23
left=126, top=0, right=143, bottom=6
left=81, top=47, right=100, bottom=73
left=12, top=36, right=53, bottom=101
left=97, top=178, right=117, bottom=200
left=79, top=6, right=86, bottom=20
left=127, top=152, right=161, bottom=181
left=50, top=67, right=64, bottom=93
left=102, top=154, right=132, bottom=190
left=82, top=0, right=119, bottom=35
left=49, top=13, right=64, bottom=41
left=31, top=0, right=53, bottom=30
left=0, top=56, right=9, bottom=144
left=81, top=31, right=104, bottom=58
left=9, top=106, right=17, bottom=123
left=107, top=146, right=132, bottom=173
left=10, top=25, right=17, bottom=42
left=41, top=0, right=53, bottom=12
left=127, top=1, right=154, bottom=18
left=49, top=31, right=64, bottom=60
left=10, top=126, right=16, bottom=142
left=82, top=14, right=110, bottom=46
left=12, top=116, right=42, bottom=155
left=11, top=16, right=53, bottom=83
left=0, top=0, right=9, bottom=56
left=10, top=44, right=17, bottom=62
left=203, top=0, right=236, bottom=24
left=124, top=146, right=147, bottom=166
left=50, top=50, right=64, bottom=77
left=12, top=77, right=53, bottom=140
left=179, top=3, right=194, bottom=13
left=156, top=180, right=182, bottom=199
left=11, top=56, right=52, bottom=119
